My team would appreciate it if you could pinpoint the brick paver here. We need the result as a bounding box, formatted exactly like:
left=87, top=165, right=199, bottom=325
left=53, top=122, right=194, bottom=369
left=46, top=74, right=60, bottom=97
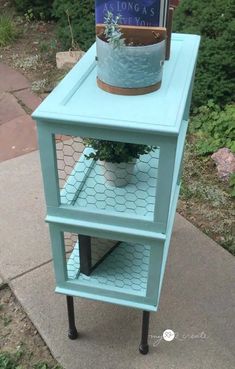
left=0, top=92, right=26, bottom=125
left=0, top=63, right=30, bottom=92
left=0, top=62, right=42, bottom=162
left=14, top=89, right=42, bottom=112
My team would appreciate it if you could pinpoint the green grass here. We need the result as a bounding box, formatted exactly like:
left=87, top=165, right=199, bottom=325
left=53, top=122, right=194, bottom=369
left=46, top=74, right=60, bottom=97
left=1, top=314, right=12, bottom=326
left=179, top=141, right=235, bottom=255
left=0, top=15, right=16, bottom=47
left=0, top=351, right=63, bottom=369
left=0, top=350, right=23, bottom=369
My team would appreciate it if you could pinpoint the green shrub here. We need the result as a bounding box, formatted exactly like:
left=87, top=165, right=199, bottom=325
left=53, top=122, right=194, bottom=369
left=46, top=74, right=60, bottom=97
left=83, top=139, right=155, bottom=163
left=14, top=0, right=54, bottom=20
left=0, top=15, right=16, bottom=47
left=53, top=0, right=95, bottom=51
left=190, top=101, right=235, bottom=155
left=173, top=0, right=235, bottom=108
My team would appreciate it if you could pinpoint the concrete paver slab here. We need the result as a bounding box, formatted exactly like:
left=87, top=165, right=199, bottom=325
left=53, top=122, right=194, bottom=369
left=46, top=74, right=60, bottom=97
left=10, top=215, right=235, bottom=369
left=13, top=89, right=42, bottom=112
left=0, top=63, right=30, bottom=92
left=0, top=92, right=26, bottom=125
left=0, top=151, right=52, bottom=280
left=0, top=115, right=38, bottom=162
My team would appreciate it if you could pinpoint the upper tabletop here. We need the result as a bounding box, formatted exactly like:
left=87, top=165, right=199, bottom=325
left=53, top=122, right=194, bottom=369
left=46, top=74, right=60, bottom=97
left=32, top=33, right=200, bottom=135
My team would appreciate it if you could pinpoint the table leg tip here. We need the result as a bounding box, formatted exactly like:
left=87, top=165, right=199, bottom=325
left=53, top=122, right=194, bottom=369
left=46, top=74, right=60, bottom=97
left=68, top=328, right=78, bottom=340
left=139, top=344, right=149, bottom=355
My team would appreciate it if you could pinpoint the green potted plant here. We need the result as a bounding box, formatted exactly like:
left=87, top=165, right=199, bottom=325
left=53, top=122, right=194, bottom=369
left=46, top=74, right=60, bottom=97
left=83, top=138, right=155, bottom=187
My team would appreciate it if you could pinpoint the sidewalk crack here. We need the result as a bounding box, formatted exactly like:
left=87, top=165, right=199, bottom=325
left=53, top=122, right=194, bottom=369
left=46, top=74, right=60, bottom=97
left=10, top=259, right=53, bottom=281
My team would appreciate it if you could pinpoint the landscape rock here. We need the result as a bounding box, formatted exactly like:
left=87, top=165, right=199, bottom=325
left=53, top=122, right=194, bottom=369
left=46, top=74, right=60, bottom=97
left=56, top=50, right=85, bottom=70
left=211, top=148, right=235, bottom=181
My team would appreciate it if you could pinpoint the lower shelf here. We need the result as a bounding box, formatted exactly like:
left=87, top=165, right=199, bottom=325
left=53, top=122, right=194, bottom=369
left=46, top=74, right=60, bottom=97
left=67, top=240, right=150, bottom=298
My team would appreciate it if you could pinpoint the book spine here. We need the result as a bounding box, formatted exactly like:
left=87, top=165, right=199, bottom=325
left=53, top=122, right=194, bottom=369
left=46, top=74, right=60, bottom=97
left=95, top=1, right=165, bottom=27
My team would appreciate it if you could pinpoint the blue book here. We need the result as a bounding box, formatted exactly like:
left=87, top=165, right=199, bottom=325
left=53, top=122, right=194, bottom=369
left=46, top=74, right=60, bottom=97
left=95, top=1, right=168, bottom=27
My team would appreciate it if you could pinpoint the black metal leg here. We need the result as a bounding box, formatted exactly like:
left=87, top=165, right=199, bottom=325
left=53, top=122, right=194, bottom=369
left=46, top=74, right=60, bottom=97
left=139, top=311, right=150, bottom=354
left=66, top=295, right=78, bottom=340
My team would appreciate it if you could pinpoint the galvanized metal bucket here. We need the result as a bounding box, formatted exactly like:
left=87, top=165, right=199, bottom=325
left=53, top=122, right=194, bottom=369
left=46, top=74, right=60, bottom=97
left=96, top=36, right=166, bottom=95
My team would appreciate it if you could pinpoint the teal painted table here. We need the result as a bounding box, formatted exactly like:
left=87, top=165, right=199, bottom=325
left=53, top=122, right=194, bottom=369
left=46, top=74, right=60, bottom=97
left=33, top=33, right=200, bottom=354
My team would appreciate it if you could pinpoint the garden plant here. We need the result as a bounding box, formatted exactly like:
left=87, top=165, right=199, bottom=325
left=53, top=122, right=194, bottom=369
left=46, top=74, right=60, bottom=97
left=83, top=138, right=155, bottom=164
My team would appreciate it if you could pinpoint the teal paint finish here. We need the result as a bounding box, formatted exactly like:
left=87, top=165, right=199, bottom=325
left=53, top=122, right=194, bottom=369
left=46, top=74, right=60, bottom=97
left=33, top=34, right=200, bottom=135
left=33, top=33, right=200, bottom=311
left=55, top=285, right=158, bottom=312
left=36, top=124, right=180, bottom=235
left=48, top=221, right=164, bottom=311
left=49, top=224, right=67, bottom=284
left=154, top=136, right=177, bottom=232
left=46, top=213, right=166, bottom=245
left=37, top=124, right=60, bottom=207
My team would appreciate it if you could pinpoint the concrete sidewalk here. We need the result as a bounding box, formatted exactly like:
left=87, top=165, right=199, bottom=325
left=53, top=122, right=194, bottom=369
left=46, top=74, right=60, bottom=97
left=0, top=151, right=234, bottom=369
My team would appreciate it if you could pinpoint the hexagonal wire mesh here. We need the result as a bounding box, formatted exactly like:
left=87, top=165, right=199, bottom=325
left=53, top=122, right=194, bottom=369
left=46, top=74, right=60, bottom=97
left=64, top=232, right=150, bottom=296
left=64, top=232, right=79, bottom=278
left=55, top=135, right=159, bottom=220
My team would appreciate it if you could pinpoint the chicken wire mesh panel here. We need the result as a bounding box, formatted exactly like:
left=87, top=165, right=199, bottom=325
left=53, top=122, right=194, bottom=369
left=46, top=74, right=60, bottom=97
left=64, top=232, right=151, bottom=297
left=55, top=135, right=160, bottom=219
left=64, top=232, right=79, bottom=280
left=64, top=233, right=119, bottom=280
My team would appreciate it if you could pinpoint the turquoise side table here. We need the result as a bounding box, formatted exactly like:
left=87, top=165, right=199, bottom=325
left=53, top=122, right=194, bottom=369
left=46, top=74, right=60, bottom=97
left=33, top=33, right=200, bottom=354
